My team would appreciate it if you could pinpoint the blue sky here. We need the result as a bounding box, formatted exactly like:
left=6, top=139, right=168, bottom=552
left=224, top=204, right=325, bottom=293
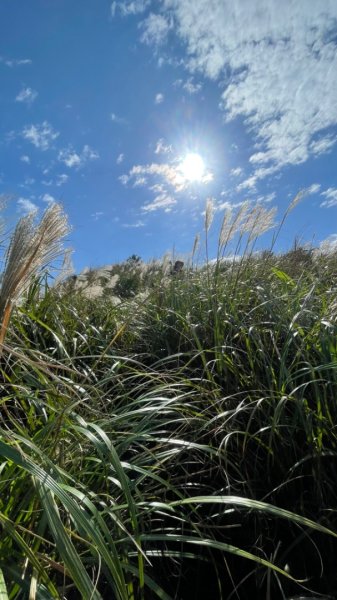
left=1, top=0, right=337, bottom=271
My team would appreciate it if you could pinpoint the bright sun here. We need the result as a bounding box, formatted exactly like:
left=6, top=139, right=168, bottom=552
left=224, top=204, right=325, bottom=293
left=180, top=152, right=205, bottom=182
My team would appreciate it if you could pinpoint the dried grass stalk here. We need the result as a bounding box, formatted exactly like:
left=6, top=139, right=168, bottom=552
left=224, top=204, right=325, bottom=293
left=0, top=203, right=70, bottom=350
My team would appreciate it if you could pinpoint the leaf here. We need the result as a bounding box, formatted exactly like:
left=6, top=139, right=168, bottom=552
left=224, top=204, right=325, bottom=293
left=0, top=569, right=9, bottom=600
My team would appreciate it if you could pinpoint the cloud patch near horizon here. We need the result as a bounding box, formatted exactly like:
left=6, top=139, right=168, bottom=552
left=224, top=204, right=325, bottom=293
left=140, top=1, right=337, bottom=181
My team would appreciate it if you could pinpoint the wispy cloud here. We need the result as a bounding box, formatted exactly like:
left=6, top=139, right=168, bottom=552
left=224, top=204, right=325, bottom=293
left=122, top=219, right=146, bottom=227
left=20, top=177, right=35, bottom=188
left=140, top=1, right=337, bottom=179
left=22, top=121, right=59, bottom=151
left=230, top=167, right=243, bottom=177
left=142, top=193, right=176, bottom=212
left=20, top=155, right=30, bottom=164
left=320, top=187, right=337, bottom=208
left=58, top=145, right=99, bottom=169
left=174, top=77, right=202, bottom=94
left=0, top=56, right=32, bottom=67
left=140, top=13, right=172, bottom=45
left=306, top=183, right=321, bottom=195
left=155, top=139, right=172, bottom=155
left=236, top=175, right=258, bottom=192
left=56, top=173, right=69, bottom=186
left=111, top=0, right=150, bottom=17
left=41, top=193, right=56, bottom=204
left=121, top=161, right=212, bottom=192
left=116, top=153, right=124, bottom=164
left=256, top=192, right=277, bottom=204
left=17, top=197, right=38, bottom=214
left=15, top=87, right=38, bottom=104
left=155, top=92, right=164, bottom=104
left=309, top=136, right=337, bottom=156
left=110, top=112, right=127, bottom=124
left=91, top=211, right=104, bottom=221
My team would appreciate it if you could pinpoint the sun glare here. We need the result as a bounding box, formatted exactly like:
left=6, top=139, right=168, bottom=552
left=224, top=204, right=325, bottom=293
left=180, top=152, right=205, bottom=182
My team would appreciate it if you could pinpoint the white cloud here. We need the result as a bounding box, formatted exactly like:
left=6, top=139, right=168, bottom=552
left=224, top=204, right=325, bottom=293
left=116, top=153, right=124, bottom=164
left=230, top=167, right=243, bottom=177
left=122, top=163, right=184, bottom=192
left=320, top=187, right=337, bottom=208
left=318, top=233, right=337, bottom=254
left=16, top=87, right=38, bottom=104
left=122, top=160, right=213, bottom=192
left=155, top=92, right=164, bottom=104
left=183, top=78, right=202, bottom=94
left=310, top=136, right=337, bottom=156
left=0, top=56, right=32, bottom=67
left=174, top=77, right=202, bottom=94
left=142, top=1, right=337, bottom=177
left=58, top=145, right=99, bottom=169
left=59, top=150, right=81, bottom=168
left=121, top=155, right=213, bottom=212
left=111, top=0, right=150, bottom=17
left=140, top=13, right=172, bottom=45
left=20, top=155, right=30, bottom=164
left=142, top=193, right=176, bottom=212
left=92, top=211, right=104, bottom=220
left=236, top=175, right=258, bottom=192
left=41, top=193, right=56, bottom=204
left=56, top=173, right=69, bottom=186
left=256, top=192, right=277, bottom=203
left=110, top=112, right=127, bottom=124
left=306, top=183, right=321, bottom=195
left=17, top=197, right=38, bottom=213
left=22, top=121, right=59, bottom=151
left=133, top=176, right=147, bottom=187
left=155, top=139, right=172, bottom=154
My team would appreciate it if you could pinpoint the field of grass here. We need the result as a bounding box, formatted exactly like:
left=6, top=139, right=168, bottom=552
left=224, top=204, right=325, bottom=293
left=1, top=201, right=337, bottom=599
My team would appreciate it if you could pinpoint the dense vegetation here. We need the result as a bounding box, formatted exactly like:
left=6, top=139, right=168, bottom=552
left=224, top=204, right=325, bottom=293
left=1, top=200, right=337, bottom=599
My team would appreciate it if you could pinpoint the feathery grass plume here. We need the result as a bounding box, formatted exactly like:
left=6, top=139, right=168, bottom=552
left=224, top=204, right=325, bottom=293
left=54, top=246, right=74, bottom=285
left=224, top=200, right=250, bottom=246
left=240, top=204, right=277, bottom=240
left=219, top=206, right=233, bottom=249
left=204, top=198, right=214, bottom=233
left=287, top=189, right=305, bottom=214
left=191, top=233, right=200, bottom=263
left=0, top=203, right=69, bottom=351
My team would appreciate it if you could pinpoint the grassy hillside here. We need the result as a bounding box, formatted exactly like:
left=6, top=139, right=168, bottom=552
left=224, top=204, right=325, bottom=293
left=1, top=201, right=337, bottom=599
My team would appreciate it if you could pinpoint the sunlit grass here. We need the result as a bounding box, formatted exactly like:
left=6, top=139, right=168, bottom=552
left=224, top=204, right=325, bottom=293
left=1, top=198, right=337, bottom=598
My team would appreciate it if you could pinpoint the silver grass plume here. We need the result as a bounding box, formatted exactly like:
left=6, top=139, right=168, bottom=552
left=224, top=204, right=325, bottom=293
left=0, top=203, right=70, bottom=350
left=219, top=207, right=233, bottom=248
left=219, top=201, right=249, bottom=249
left=205, top=198, right=215, bottom=233
left=240, top=204, right=277, bottom=240
left=192, top=233, right=200, bottom=260
left=287, top=190, right=305, bottom=214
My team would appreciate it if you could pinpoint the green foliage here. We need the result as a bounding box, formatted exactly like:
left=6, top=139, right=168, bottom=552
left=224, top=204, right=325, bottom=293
left=2, top=201, right=337, bottom=598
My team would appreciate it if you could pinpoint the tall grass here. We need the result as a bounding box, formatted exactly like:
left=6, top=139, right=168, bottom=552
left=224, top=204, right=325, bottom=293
left=1, top=199, right=337, bottom=598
